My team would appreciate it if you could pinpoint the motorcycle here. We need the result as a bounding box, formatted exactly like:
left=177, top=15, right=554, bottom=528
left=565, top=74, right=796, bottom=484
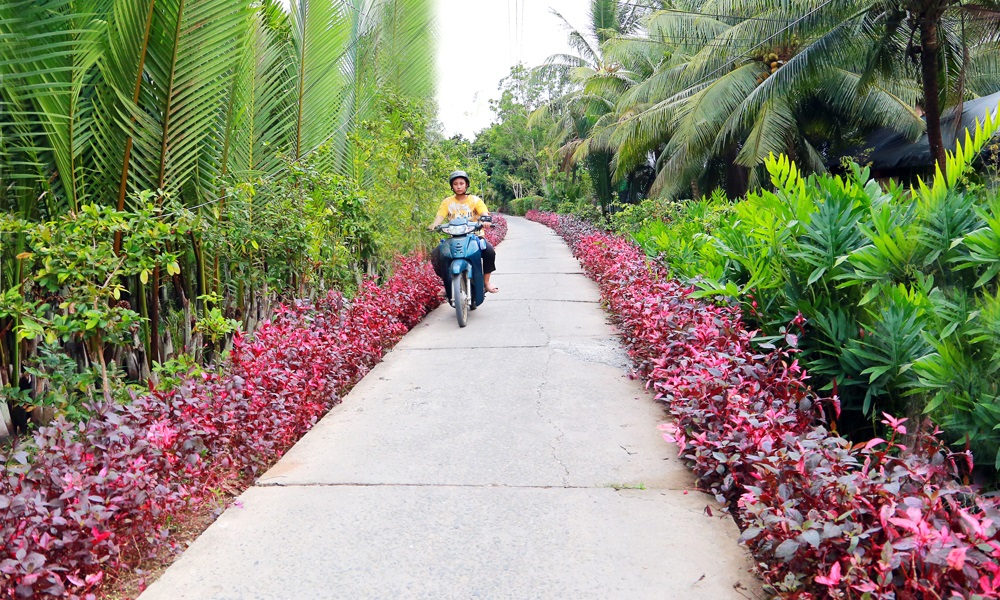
left=435, top=215, right=492, bottom=327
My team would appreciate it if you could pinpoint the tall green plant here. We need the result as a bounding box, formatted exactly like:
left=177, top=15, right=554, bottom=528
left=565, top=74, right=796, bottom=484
left=290, top=0, right=350, bottom=162
left=0, top=0, right=441, bottom=433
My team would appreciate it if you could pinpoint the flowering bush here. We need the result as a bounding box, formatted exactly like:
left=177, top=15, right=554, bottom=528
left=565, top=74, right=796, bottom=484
left=484, top=213, right=508, bottom=248
left=525, top=210, right=556, bottom=229
left=528, top=210, right=1000, bottom=599
left=0, top=254, right=446, bottom=599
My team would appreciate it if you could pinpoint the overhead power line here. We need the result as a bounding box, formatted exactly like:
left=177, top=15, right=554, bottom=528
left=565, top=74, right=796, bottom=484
left=614, top=1, right=1000, bottom=30
left=507, top=0, right=514, bottom=69
left=519, top=0, right=526, bottom=64
left=513, top=0, right=519, bottom=64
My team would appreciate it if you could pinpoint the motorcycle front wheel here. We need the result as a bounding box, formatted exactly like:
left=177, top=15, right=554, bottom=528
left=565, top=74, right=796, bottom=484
left=452, top=272, right=469, bottom=327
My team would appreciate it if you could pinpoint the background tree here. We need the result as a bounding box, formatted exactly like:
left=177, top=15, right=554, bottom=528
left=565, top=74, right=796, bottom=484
left=533, top=0, right=657, bottom=214
left=606, top=3, right=930, bottom=198
left=473, top=64, right=571, bottom=208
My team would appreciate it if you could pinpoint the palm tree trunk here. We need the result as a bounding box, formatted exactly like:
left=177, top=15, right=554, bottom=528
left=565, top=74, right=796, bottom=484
left=919, top=13, right=947, bottom=176
left=725, top=145, right=749, bottom=198
left=587, top=151, right=614, bottom=216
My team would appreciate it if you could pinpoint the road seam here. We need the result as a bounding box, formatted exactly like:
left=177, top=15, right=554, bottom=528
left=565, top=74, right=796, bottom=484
left=486, top=298, right=600, bottom=304
left=252, top=481, right=685, bottom=491
left=392, top=337, right=612, bottom=351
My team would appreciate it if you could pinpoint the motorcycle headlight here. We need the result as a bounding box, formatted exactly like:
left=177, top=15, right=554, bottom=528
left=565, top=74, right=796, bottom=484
left=444, top=224, right=473, bottom=235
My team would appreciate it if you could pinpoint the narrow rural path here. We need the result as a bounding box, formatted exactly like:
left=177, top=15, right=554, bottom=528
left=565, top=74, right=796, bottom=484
left=139, top=217, right=761, bottom=600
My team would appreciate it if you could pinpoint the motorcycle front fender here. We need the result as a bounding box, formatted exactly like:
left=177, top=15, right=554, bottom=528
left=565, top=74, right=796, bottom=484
left=450, top=259, right=472, bottom=277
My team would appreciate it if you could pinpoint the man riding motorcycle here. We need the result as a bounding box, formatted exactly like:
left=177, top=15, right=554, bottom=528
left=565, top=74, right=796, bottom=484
left=428, top=170, right=498, bottom=301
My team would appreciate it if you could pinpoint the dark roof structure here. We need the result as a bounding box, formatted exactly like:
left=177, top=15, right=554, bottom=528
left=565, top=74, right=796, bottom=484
left=858, top=91, right=1000, bottom=171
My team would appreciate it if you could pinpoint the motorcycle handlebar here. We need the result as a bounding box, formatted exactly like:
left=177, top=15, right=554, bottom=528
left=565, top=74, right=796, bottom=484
left=435, top=221, right=487, bottom=233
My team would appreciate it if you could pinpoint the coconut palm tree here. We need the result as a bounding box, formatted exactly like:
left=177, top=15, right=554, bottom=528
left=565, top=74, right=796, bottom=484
left=857, top=0, right=1000, bottom=175
left=604, top=0, right=1000, bottom=198
left=606, top=1, right=934, bottom=198
left=535, top=0, right=658, bottom=214
left=561, top=33, right=672, bottom=201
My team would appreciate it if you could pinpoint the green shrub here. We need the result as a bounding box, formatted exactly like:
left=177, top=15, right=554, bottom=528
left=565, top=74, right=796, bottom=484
left=0, top=198, right=193, bottom=417
left=509, top=197, right=523, bottom=215
left=672, top=113, right=1000, bottom=477
left=613, top=191, right=732, bottom=281
left=555, top=197, right=602, bottom=223
left=509, top=195, right=543, bottom=216
left=608, top=197, right=676, bottom=235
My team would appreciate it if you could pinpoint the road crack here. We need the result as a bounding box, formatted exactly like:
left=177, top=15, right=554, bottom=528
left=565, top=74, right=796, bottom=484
left=533, top=348, right=569, bottom=485
left=525, top=302, right=552, bottom=346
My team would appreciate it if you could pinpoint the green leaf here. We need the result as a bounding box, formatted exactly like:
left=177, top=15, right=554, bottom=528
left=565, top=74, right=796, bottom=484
left=975, top=263, right=1000, bottom=288
left=807, top=267, right=827, bottom=286
left=923, top=392, right=947, bottom=414
left=863, top=364, right=893, bottom=383
left=859, top=285, right=882, bottom=306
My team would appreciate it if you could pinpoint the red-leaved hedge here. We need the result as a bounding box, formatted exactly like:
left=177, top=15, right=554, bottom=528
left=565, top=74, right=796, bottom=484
left=527, top=210, right=1000, bottom=599
left=484, top=213, right=508, bottom=247
left=0, top=229, right=516, bottom=600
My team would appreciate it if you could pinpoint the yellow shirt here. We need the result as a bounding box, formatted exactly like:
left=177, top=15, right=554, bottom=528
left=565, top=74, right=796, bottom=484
left=436, top=195, right=490, bottom=222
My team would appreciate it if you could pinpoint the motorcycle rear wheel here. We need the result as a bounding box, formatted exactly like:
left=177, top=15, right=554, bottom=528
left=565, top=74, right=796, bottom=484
left=452, top=272, right=469, bottom=327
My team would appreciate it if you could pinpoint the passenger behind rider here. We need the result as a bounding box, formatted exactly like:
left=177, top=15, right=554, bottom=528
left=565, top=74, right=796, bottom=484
left=427, top=170, right=499, bottom=299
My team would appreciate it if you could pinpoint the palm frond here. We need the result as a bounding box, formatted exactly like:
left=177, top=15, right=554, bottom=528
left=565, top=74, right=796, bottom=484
left=126, top=0, right=252, bottom=202
left=550, top=8, right=601, bottom=66
left=646, top=9, right=733, bottom=54
left=602, top=37, right=669, bottom=79
left=966, top=42, right=1000, bottom=94
left=544, top=53, right=592, bottom=70
left=735, top=96, right=798, bottom=166
left=0, top=0, right=108, bottom=213
left=590, top=0, right=621, bottom=44
left=90, top=0, right=156, bottom=210
left=649, top=141, right=708, bottom=198
left=223, top=6, right=297, bottom=180
left=671, top=62, right=766, bottom=158
left=821, top=68, right=924, bottom=138
left=290, top=0, right=351, bottom=160
left=376, top=0, right=437, bottom=101
left=582, top=69, right=635, bottom=98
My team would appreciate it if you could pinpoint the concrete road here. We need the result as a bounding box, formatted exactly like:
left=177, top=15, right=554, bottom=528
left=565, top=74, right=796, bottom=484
left=139, top=217, right=762, bottom=600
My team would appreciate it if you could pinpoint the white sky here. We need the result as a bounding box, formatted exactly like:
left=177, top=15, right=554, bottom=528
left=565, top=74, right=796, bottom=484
left=278, top=0, right=591, bottom=139
left=434, top=0, right=590, bottom=139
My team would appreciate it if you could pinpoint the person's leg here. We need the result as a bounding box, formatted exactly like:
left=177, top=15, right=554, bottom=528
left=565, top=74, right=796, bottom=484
left=482, top=242, right=498, bottom=293
left=430, top=245, right=451, bottom=301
